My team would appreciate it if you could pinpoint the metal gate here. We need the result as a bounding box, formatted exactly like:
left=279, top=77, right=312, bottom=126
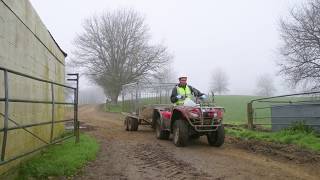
left=0, top=66, right=79, bottom=165
left=247, top=91, right=320, bottom=131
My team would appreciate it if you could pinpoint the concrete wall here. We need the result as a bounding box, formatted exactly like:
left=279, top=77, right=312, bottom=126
left=0, top=0, right=66, bottom=174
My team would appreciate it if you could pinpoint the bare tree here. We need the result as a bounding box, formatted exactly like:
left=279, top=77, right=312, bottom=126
left=150, top=65, right=176, bottom=84
left=73, top=9, right=171, bottom=103
left=278, top=0, right=320, bottom=90
left=255, top=74, right=276, bottom=96
left=210, top=68, right=229, bottom=95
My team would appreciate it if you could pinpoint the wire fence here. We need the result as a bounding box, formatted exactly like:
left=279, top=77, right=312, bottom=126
left=121, top=82, right=176, bottom=114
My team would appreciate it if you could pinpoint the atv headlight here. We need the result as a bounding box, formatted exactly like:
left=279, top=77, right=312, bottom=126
left=189, top=108, right=201, bottom=118
left=189, top=112, right=199, bottom=118
left=213, top=112, right=218, bottom=118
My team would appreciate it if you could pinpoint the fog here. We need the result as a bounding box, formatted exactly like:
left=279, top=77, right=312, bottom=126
left=30, top=0, right=303, bottom=99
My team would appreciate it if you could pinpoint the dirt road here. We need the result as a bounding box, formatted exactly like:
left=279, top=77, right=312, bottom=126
left=74, top=105, right=320, bottom=180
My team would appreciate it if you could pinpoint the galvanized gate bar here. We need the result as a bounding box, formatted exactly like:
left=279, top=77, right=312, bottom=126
left=0, top=67, right=75, bottom=90
left=249, top=91, right=320, bottom=102
left=0, top=113, right=49, bottom=145
left=67, top=73, right=80, bottom=143
left=76, top=74, right=79, bottom=143
left=0, top=119, right=74, bottom=132
left=0, top=135, right=74, bottom=166
left=7, top=99, right=74, bottom=105
left=50, top=83, right=55, bottom=142
left=0, top=66, right=79, bottom=165
left=1, top=70, right=9, bottom=161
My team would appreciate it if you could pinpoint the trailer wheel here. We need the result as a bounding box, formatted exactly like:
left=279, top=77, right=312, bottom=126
left=207, top=125, right=225, bottom=147
left=155, top=119, right=170, bottom=140
left=172, top=120, right=188, bottom=147
left=124, top=117, right=129, bottom=131
left=132, top=118, right=139, bottom=131
left=128, top=117, right=139, bottom=131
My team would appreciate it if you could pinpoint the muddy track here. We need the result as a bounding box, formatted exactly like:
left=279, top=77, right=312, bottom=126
left=74, top=105, right=320, bottom=180
left=133, top=144, right=211, bottom=180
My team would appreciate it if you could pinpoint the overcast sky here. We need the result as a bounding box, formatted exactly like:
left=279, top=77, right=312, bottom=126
left=29, top=0, right=303, bottom=95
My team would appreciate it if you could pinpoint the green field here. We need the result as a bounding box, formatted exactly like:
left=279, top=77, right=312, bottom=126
left=107, top=95, right=262, bottom=124
left=107, top=95, right=315, bottom=125
left=214, top=95, right=256, bottom=124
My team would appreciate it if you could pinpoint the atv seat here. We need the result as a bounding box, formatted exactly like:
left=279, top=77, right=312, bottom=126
left=161, top=111, right=172, bottom=119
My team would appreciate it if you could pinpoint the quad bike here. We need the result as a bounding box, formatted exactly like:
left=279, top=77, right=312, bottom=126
left=152, top=97, right=225, bottom=147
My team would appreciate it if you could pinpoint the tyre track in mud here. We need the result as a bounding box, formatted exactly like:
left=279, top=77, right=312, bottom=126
left=132, top=144, right=211, bottom=180
left=74, top=105, right=320, bottom=180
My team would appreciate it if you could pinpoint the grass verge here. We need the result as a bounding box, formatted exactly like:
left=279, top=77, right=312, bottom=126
left=17, top=133, right=99, bottom=179
left=226, top=124, right=320, bottom=152
left=105, top=103, right=122, bottom=113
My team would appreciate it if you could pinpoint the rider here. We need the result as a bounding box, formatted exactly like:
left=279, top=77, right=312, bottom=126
left=170, top=74, right=206, bottom=105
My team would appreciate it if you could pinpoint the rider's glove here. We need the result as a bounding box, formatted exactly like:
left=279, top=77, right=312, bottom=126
left=200, top=94, right=207, bottom=99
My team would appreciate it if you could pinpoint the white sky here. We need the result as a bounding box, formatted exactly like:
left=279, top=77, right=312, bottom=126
left=29, top=0, right=302, bottom=95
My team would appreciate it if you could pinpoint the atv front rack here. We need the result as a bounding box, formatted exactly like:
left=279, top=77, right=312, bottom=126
left=186, top=106, right=224, bottom=132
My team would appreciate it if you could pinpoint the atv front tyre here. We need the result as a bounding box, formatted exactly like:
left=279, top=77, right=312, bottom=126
left=207, top=124, right=225, bottom=147
left=172, top=120, right=189, bottom=147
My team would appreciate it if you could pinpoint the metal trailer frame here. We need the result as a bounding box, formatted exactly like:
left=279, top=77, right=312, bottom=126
left=0, top=66, right=79, bottom=166
left=121, top=82, right=176, bottom=124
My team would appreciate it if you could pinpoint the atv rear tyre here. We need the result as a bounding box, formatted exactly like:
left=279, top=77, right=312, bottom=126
left=156, top=120, right=170, bottom=140
left=173, top=120, right=189, bottom=147
left=207, top=125, right=225, bottom=147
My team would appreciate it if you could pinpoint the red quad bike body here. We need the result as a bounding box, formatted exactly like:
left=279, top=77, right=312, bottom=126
left=153, top=103, right=225, bottom=147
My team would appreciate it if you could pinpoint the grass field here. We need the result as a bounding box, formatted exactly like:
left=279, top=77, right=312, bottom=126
left=214, top=95, right=257, bottom=124
left=105, top=103, right=122, bottom=113
left=106, top=95, right=316, bottom=125
left=106, top=95, right=261, bottom=124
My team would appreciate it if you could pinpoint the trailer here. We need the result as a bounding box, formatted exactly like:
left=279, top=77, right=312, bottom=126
left=122, top=82, right=174, bottom=131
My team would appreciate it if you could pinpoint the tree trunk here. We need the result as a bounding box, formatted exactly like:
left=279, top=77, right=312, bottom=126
left=106, top=85, right=121, bottom=104
left=111, top=94, right=119, bottom=104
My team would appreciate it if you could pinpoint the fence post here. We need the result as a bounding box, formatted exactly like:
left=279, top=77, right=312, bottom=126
left=159, top=85, right=162, bottom=104
left=122, top=89, right=124, bottom=112
left=1, top=70, right=9, bottom=161
left=247, top=102, right=254, bottom=129
left=135, top=82, right=139, bottom=115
